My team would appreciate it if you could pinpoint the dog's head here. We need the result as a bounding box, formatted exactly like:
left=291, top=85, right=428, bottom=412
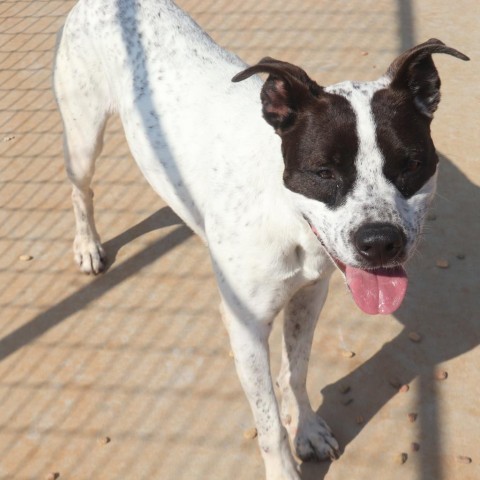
left=233, top=39, right=469, bottom=315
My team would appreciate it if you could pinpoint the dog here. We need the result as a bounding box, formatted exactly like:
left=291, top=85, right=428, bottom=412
left=53, top=1, right=469, bottom=478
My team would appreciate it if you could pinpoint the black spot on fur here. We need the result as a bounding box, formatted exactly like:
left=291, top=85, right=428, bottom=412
left=233, top=59, right=358, bottom=208
left=281, top=93, right=358, bottom=208
left=372, top=88, right=438, bottom=198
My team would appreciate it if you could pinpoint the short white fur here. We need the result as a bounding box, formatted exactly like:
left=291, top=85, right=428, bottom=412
left=53, top=1, right=439, bottom=479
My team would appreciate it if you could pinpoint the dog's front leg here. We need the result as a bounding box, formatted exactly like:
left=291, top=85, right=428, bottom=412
left=277, top=279, right=340, bottom=462
left=220, top=299, right=300, bottom=480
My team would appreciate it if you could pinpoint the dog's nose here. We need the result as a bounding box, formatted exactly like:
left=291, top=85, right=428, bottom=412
left=354, top=223, right=406, bottom=266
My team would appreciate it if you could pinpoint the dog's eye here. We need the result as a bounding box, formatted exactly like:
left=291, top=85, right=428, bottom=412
left=313, top=168, right=335, bottom=180
left=405, top=158, right=421, bottom=173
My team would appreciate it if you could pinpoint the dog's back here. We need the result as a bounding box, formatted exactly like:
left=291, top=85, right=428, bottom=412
left=54, top=0, right=281, bottom=240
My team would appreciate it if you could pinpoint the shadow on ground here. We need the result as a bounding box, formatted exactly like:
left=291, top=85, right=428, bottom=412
left=0, top=207, right=191, bottom=363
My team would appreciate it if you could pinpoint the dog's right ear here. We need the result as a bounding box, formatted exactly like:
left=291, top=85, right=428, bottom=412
left=232, top=58, right=323, bottom=132
left=386, top=38, right=469, bottom=117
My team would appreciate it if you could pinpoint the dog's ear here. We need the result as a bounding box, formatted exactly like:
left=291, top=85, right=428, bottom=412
left=385, top=38, right=469, bottom=118
left=232, top=57, right=323, bottom=131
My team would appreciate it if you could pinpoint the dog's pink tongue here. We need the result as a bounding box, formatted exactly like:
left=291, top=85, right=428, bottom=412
left=345, top=266, right=408, bottom=315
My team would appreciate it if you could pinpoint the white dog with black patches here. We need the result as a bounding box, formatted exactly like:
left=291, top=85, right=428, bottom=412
left=53, top=0, right=468, bottom=478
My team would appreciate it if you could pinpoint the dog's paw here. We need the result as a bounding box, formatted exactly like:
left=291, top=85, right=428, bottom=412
left=292, top=413, right=339, bottom=462
left=73, top=236, right=106, bottom=274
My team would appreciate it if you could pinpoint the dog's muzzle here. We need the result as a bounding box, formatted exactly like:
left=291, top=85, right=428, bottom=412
left=354, top=222, right=407, bottom=267
left=308, top=221, right=408, bottom=315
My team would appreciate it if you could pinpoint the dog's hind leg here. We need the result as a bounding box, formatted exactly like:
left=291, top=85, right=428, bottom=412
left=53, top=27, right=112, bottom=274
left=277, top=279, right=340, bottom=461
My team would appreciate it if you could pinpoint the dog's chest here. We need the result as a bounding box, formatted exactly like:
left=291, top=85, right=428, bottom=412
left=278, top=220, right=335, bottom=288
left=299, top=235, right=335, bottom=284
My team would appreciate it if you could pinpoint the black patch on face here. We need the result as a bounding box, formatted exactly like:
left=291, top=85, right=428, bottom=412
left=372, top=88, right=438, bottom=198
left=281, top=93, right=358, bottom=208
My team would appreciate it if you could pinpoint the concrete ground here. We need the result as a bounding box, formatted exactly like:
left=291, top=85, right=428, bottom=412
left=0, top=1, right=478, bottom=479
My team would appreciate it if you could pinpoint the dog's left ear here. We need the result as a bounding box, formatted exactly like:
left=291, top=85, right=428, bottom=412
left=232, top=57, right=323, bottom=132
left=386, top=38, right=469, bottom=118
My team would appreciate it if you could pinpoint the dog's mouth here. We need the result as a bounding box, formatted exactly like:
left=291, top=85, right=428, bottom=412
left=308, top=223, right=408, bottom=315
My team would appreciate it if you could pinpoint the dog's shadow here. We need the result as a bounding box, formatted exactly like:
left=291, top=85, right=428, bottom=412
left=301, top=155, right=479, bottom=479
left=101, top=206, right=186, bottom=272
